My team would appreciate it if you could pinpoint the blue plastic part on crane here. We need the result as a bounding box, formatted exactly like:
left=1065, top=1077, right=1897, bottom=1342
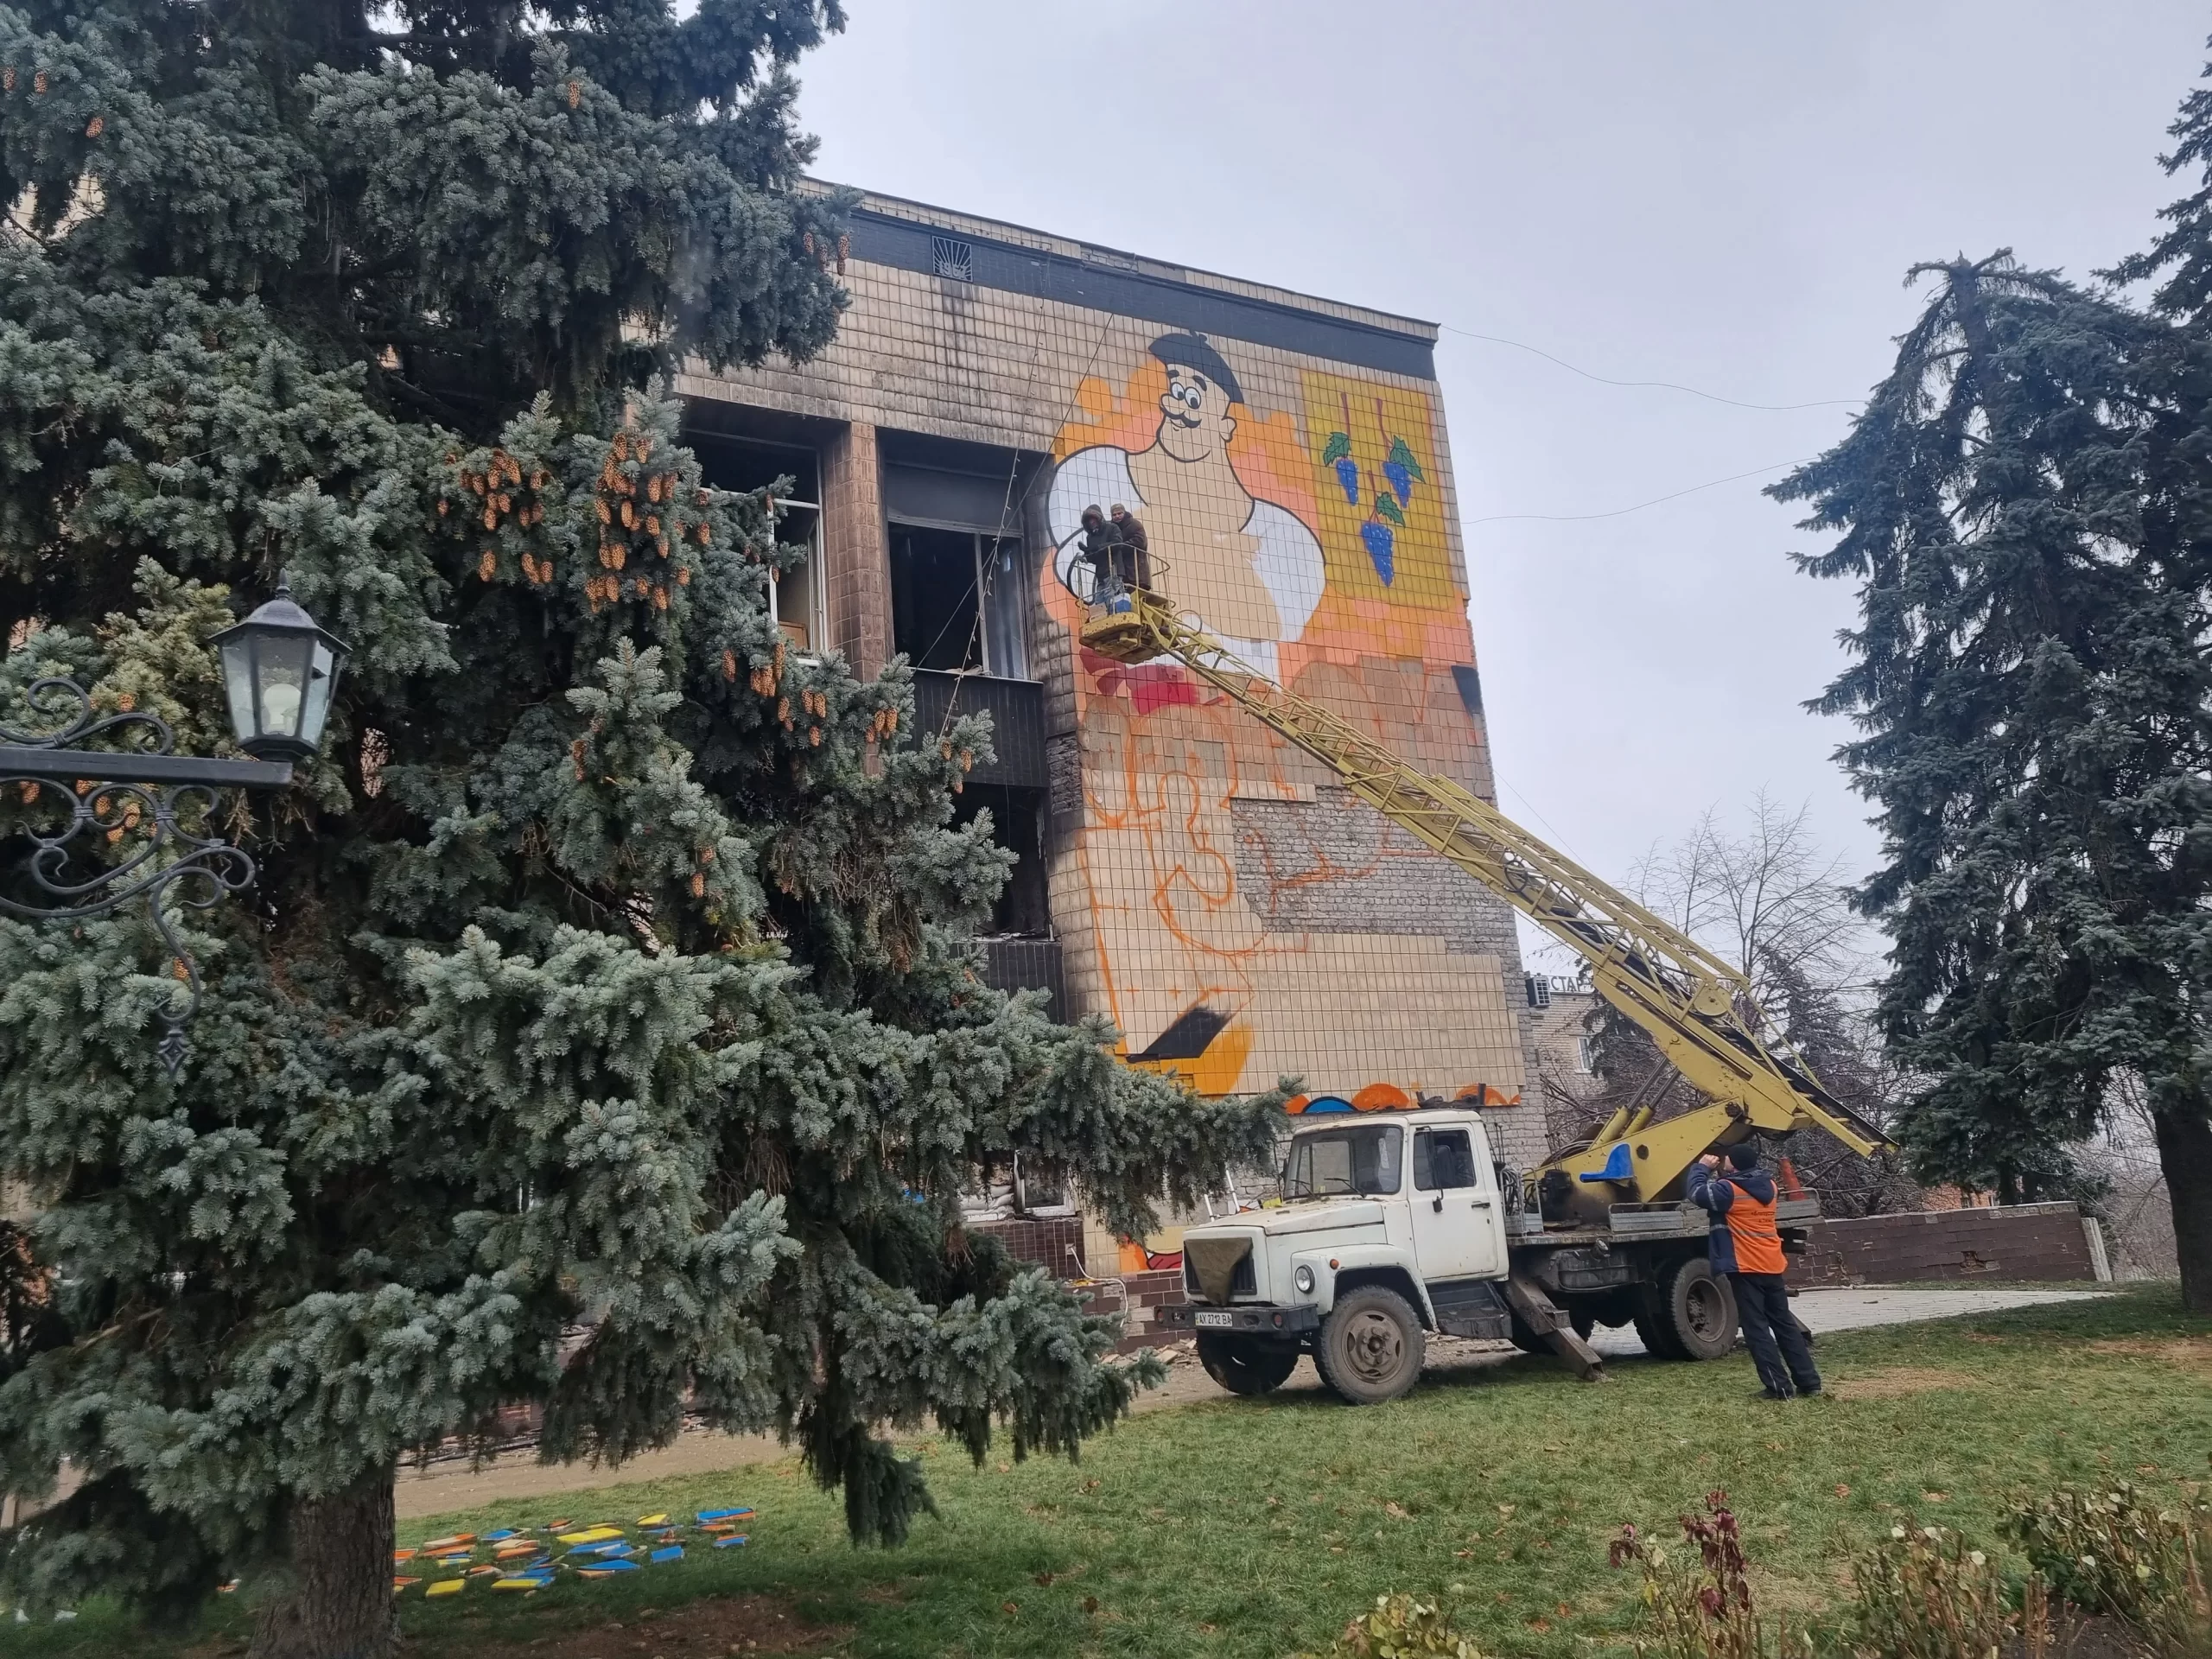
left=1579, top=1142, right=1636, bottom=1183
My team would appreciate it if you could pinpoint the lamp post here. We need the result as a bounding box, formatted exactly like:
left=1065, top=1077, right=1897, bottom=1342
left=0, top=576, right=348, bottom=1075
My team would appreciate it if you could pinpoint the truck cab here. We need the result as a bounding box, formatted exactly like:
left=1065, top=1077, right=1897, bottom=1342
left=1159, top=1107, right=1520, bottom=1403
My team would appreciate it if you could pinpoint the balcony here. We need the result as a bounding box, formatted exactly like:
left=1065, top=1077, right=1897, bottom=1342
left=979, top=937, right=1065, bottom=1022
left=909, top=669, right=1046, bottom=790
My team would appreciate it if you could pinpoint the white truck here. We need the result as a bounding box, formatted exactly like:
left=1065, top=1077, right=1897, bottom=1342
left=1156, top=1103, right=1822, bottom=1402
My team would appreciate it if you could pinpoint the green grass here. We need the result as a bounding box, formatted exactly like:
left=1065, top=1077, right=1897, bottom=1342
left=5, top=1284, right=2206, bottom=1658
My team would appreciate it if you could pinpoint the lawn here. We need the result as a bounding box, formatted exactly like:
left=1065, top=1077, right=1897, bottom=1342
left=4, top=1284, right=2206, bottom=1658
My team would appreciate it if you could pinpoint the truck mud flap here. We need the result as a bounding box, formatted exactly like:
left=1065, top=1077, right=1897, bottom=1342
left=1504, top=1274, right=1605, bottom=1381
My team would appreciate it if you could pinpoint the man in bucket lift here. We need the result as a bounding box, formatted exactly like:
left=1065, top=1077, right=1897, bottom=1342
left=1077, top=504, right=1137, bottom=611
left=1688, top=1144, right=1823, bottom=1400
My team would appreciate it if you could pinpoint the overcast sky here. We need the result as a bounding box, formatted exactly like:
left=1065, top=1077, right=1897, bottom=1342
left=788, top=2, right=2210, bottom=963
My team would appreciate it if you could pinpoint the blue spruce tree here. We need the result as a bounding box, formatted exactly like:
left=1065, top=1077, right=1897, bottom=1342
left=1774, top=245, right=2212, bottom=1311
left=0, top=5, right=1278, bottom=1654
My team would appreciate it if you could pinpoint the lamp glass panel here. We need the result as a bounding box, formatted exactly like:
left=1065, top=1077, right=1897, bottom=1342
left=255, top=634, right=310, bottom=739
left=301, top=642, right=337, bottom=746
left=219, top=638, right=257, bottom=747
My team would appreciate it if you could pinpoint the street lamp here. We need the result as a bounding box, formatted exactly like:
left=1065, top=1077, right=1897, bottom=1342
left=0, top=575, right=348, bottom=1075
left=209, top=577, right=350, bottom=764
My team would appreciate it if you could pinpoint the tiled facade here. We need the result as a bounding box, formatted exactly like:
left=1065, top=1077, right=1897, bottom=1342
left=1522, top=979, right=1603, bottom=1145
left=680, top=190, right=1548, bottom=1173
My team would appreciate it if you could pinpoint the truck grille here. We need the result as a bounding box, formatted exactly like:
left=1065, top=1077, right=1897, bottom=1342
left=1183, top=1251, right=1256, bottom=1300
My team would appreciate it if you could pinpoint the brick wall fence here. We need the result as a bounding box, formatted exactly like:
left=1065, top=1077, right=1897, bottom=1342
left=1786, top=1200, right=2107, bottom=1288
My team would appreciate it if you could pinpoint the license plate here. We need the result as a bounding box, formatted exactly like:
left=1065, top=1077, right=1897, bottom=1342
left=1192, top=1311, right=1233, bottom=1328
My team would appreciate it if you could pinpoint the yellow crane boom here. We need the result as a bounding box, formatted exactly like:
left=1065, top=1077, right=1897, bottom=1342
left=1079, top=587, right=1891, bottom=1206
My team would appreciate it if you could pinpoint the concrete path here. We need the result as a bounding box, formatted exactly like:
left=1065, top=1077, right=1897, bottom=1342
left=391, top=1284, right=2104, bottom=1519
left=1586, top=1283, right=2110, bottom=1357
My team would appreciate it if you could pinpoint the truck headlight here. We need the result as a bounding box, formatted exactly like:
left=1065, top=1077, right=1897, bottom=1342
left=1294, top=1264, right=1315, bottom=1295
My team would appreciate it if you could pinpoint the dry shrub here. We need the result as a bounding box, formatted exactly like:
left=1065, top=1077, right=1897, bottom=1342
left=1846, top=1522, right=2042, bottom=1658
left=2004, top=1481, right=2212, bottom=1658
left=1303, top=1592, right=1486, bottom=1658
left=1609, top=1491, right=1814, bottom=1659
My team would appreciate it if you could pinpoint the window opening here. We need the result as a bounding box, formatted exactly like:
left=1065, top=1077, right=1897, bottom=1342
left=889, top=524, right=1031, bottom=677
left=1576, top=1035, right=1595, bottom=1074
left=688, top=436, right=824, bottom=649
left=1414, top=1128, right=1477, bottom=1191
left=980, top=536, right=1031, bottom=679
left=1282, top=1125, right=1402, bottom=1198
left=890, top=524, right=982, bottom=672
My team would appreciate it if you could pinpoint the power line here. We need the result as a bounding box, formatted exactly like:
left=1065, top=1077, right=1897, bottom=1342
left=1464, top=457, right=1813, bottom=528
left=1439, top=326, right=1863, bottom=414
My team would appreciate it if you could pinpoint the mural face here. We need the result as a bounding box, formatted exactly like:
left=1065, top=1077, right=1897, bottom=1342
left=1040, top=330, right=1525, bottom=1104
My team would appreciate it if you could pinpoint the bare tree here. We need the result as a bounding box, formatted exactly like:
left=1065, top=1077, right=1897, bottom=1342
left=1573, top=794, right=1917, bottom=1213
left=2078, top=1074, right=2179, bottom=1278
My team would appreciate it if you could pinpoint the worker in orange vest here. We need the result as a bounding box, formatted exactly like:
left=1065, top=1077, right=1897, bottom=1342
left=1688, top=1144, right=1822, bottom=1400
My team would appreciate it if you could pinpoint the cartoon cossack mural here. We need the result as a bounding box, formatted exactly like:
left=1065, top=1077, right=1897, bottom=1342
left=1049, top=333, right=1324, bottom=681
left=1039, top=329, right=1520, bottom=1103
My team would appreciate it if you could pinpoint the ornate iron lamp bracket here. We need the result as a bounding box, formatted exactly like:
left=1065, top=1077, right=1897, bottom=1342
left=0, top=677, right=293, bottom=1076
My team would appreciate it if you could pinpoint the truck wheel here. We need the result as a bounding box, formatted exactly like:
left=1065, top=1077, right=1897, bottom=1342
left=1651, top=1257, right=1738, bottom=1361
left=1506, top=1312, right=1548, bottom=1355
left=1633, top=1297, right=1686, bottom=1360
left=1315, top=1286, right=1425, bottom=1405
left=1197, top=1332, right=1300, bottom=1396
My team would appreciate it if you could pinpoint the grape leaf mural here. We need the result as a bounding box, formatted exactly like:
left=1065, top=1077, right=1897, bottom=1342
left=1323, top=429, right=1359, bottom=504
left=1383, top=435, right=1425, bottom=507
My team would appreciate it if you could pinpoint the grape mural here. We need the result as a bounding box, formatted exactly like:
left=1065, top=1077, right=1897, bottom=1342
left=1323, top=395, right=1427, bottom=587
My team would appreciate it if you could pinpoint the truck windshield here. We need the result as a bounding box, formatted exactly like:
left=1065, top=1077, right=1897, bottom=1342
left=1282, top=1125, right=1403, bottom=1198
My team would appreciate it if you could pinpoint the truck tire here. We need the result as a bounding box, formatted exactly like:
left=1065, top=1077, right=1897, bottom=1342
left=1197, top=1332, right=1300, bottom=1396
left=1315, top=1286, right=1425, bottom=1405
left=1633, top=1296, right=1686, bottom=1360
left=1646, top=1256, right=1738, bottom=1361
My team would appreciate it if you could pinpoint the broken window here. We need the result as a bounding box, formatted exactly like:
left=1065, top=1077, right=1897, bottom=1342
left=890, top=526, right=1030, bottom=678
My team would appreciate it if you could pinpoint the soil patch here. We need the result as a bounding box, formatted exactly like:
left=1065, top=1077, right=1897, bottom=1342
left=1827, top=1366, right=1979, bottom=1401
left=2087, top=1336, right=2212, bottom=1373
left=456, top=1594, right=847, bottom=1657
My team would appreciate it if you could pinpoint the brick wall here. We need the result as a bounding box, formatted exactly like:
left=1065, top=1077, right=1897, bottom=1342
left=819, top=418, right=889, bottom=678
left=1787, top=1202, right=2102, bottom=1287
left=965, top=1214, right=1084, bottom=1277
left=1075, top=1267, right=1189, bottom=1351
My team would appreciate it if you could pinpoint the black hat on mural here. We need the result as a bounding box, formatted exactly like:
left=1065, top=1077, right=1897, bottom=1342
left=1148, top=332, right=1244, bottom=405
